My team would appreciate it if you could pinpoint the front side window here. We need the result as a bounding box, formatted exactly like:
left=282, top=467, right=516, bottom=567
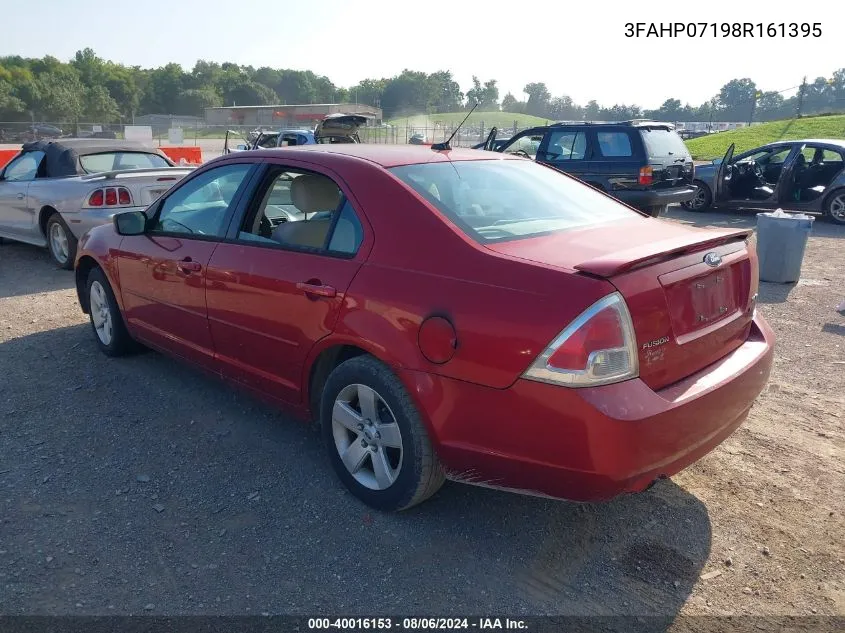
left=391, top=159, right=635, bottom=244
left=238, top=168, right=363, bottom=255
left=502, top=134, right=544, bottom=159
left=3, top=151, right=45, bottom=182
left=596, top=131, right=633, bottom=158
left=544, top=130, right=587, bottom=161
left=151, top=163, right=252, bottom=237
left=79, top=152, right=170, bottom=174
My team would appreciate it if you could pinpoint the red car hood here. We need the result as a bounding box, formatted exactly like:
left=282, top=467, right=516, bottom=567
left=485, top=217, right=751, bottom=277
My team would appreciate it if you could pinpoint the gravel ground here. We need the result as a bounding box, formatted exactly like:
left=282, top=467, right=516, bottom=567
left=0, top=207, right=842, bottom=621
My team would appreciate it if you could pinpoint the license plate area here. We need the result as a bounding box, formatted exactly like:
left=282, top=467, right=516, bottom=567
left=659, top=262, right=745, bottom=339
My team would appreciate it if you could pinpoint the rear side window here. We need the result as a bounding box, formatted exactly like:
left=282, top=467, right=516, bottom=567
left=79, top=152, right=170, bottom=173
left=390, top=159, right=635, bottom=244
left=596, top=131, right=633, bottom=157
left=639, top=128, right=689, bottom=157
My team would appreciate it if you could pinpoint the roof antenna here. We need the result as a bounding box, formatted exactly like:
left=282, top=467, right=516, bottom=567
left=431, top=101, right=478, bottom=151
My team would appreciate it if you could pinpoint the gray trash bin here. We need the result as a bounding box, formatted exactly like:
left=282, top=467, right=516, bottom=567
left=755, top=210, right=814, bottom=283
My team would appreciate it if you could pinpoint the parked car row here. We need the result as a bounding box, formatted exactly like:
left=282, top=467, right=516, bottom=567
left=56, top=142, right=774, bottom=512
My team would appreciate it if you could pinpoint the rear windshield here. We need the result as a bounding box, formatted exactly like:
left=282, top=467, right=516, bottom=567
left=639, top=128, right=690, bottom=157
left=389, top=159, right=636, bottom=243
left=79, top=152, right=170, bottom=174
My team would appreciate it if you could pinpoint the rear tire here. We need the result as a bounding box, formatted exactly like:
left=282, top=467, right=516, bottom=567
left=86, top=267, right=134, bottom=357
left=46, top=214, right=77, bottom=270
left=680, top=181, right=713, bottom=212
left=824, top=188, right=845, bottom=225
left=644, top=205, right=667, bottom=218
left=320, top=355, right=445, bottom=512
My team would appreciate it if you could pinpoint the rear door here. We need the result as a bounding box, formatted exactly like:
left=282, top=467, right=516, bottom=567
left=775, top=144, right=806, bottom=206
left=715, top=144, right=735, bottom=202
left=116, top=161, right=257, bottom=371
left=0, top=151, right=44, bottom=239
left=578, top=128, right=638, bottom=192
left=205, top=159, right=371, bottom=405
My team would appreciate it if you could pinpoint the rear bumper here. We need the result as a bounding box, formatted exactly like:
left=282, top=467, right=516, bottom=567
left=400, top=314, right=774, bottom=502
left=67, top=206, right=147, bottom=239
left=615, top=186, right=698, bottom=209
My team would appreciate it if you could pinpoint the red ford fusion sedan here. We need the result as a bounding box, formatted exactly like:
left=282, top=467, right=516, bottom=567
left=73, top=144, right=774, bottom=512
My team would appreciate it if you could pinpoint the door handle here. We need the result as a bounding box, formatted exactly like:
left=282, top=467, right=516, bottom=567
left=177, top=258, right=202, bottom=273
left=16, top=193, right=25, bottom=200
left=296, top=281, right=337, bottom=298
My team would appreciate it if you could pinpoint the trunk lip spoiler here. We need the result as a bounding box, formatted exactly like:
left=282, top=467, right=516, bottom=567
left=574, top=228, right=752, bottom=277
left=80, top=167, right=195, bottom=181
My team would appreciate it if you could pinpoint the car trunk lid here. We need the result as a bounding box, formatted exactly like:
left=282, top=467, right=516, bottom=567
left=486, top=218, right=757, bottom=390
left=315, top=113, right=367, bottom=143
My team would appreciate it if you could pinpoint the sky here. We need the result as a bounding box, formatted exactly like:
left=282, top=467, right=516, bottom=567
left=0, top=0, right=841, bottom=109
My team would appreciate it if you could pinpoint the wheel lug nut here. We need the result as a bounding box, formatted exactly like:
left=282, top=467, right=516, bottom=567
left=360, top=439, right=367, bottom=447
left=357, top=423, right=364, bottom=431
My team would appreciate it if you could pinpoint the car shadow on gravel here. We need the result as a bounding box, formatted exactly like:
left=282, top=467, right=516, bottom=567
left=0, top=324, right=712, bottom=626
left=0, top=241, right=74, bottom=299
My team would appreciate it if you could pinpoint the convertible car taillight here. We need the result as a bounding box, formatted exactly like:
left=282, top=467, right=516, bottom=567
left=86, top=187, right=133, bottom=208
left=522, top=292, right=639, bottom=388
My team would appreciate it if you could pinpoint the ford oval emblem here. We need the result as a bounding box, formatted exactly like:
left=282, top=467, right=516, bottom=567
left=704, top=252, right=722, bottom=267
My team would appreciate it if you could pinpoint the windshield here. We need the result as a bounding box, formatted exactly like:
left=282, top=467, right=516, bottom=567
left=640, top=128, right=690, bottom=157
left=390, top=159, right=636, bottom=243
left=79, top=152, right=170, bottom=174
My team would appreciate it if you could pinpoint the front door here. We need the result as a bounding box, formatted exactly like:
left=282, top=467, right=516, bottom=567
left=116, top=162, right=256, bottom=370
left=205, top=162, right=370, bottom=405
left=0, top=150, right=45, bottom=240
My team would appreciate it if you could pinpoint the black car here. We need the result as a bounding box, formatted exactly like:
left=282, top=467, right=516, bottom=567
left=480, top=120, right=697, bottom=217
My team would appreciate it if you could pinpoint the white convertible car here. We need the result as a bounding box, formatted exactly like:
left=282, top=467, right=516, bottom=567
left=0, top=139, right=193, bottom=268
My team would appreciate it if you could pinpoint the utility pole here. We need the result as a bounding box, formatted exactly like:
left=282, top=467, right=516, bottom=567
left=796, top=75, right=808, bottom=117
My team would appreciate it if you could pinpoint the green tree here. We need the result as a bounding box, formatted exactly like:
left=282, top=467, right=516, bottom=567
left=523, top=82, right=550, bottom=117
left=84, top=85, right=120, bottom=122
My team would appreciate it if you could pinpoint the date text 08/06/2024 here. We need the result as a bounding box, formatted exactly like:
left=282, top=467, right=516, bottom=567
left=624, top=22, right=822, bottom=38
left=307, top=617, right=528, bottom=630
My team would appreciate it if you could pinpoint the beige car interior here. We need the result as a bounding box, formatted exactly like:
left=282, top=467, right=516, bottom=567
left=245, top=172, right=360, bottom=253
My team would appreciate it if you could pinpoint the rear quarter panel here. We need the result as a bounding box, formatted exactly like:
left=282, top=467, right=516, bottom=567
left=303, top=160, right=617, bottom=390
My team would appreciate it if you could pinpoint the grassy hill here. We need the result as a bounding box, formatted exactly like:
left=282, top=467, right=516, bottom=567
left=685, top=115, right=845, bottom=160
left=386, top=111, right=550, bottom=130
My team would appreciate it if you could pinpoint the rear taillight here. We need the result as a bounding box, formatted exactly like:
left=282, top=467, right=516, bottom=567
left=638, top=166, right=653, bottom=186
left=87, top=190, right=104, bottom=206
left=85, top=186, right=132, bottom=208
left=522, top=292, right=639, bottom=388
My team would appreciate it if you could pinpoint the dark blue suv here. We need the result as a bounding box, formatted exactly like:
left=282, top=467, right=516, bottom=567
left=480, top=120, right=697, bottom=217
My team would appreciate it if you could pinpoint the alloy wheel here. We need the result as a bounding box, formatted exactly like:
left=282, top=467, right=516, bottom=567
left=49, top=222, right=69, bottom=264
left=830, top=193, right=845, bottom=223
left=689, top=185, right=708, bottom=210
left=331, top=383, right=404, bottom=491
left=89, top=281, right=114, bottom=346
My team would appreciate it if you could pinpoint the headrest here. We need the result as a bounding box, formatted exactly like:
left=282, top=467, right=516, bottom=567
left=290, top=174, right=341, bottom=214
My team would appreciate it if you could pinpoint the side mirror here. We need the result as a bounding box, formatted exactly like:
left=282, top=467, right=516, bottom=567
left=236, top=144, right=247, bottom=151
left=113, top=210, right=147, bottom=236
